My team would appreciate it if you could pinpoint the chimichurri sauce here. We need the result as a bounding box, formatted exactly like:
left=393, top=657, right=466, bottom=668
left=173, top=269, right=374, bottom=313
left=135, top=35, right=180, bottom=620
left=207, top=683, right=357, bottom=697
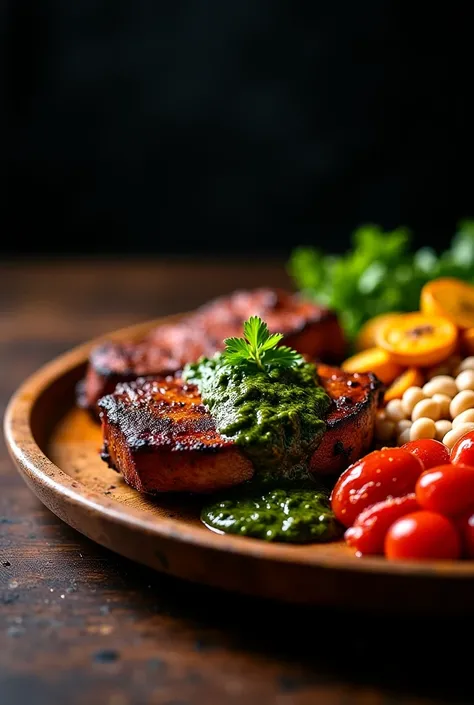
left=183, top=355, right=331, bottom=483
left=201, top=488, right=343, bottom=543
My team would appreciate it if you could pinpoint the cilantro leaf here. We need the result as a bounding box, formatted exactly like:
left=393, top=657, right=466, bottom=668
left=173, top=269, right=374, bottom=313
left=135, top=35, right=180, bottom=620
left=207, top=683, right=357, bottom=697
left=259, top=332, right=284, bottom=351
left=222, top=316, right=303, bottom=372
left=223, top=336, right=250, bottom=357
left=262, top=345, right=304, bottom=367
left=243, top=316, right=267, bottom=349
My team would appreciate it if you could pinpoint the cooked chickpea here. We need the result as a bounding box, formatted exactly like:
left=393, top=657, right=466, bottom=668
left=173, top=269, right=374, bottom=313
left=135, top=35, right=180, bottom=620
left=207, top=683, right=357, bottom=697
left=443, top=422, right=474, bottom=450
left=385, top=399, right=406, bottom=422
left=398, top=429, right=412, bottom=445
left=459, top=357, right=474, bottom=372
left=452, top=408, right=474, bottom=428
left=396, top=419, right=412, bottom=434
left=456, top=370, right=474, bottom=392
left=449, top=390, right=474, bottom=419
left=410, top=417, right=436, bottom=441
left=435, top=419, right=452, bottom=441
left=401, top=387, right=426, bottom=417
left=431, top=393, right=451, bottom=419
left=422, top=376, right=458, bottom=399
left=375, top=416, right=395, bottom=442
left=411, top=398, right=440, bottom=422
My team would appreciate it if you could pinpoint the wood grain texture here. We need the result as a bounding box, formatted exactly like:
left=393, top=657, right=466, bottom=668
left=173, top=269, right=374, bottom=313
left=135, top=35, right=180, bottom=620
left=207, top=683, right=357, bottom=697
left=1, top=259, right=473, bottom=705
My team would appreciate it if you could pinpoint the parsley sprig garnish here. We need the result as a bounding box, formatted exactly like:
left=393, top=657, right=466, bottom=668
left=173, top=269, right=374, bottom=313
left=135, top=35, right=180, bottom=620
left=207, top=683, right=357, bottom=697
left=223, top=316, right=304, bottom=372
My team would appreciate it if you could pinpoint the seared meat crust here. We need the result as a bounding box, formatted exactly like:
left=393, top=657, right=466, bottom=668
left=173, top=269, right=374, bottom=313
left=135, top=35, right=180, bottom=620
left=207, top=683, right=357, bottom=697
left=80, top=288, right=346, bottom=412
left=99, top=376, right=254, bottom=494
left=311, top=365, right=382, bottom=475
left=99, top=366, right=381, bottom=494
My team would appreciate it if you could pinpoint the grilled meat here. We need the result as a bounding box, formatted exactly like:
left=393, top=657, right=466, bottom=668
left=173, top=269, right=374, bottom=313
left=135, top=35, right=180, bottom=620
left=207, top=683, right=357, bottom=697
left=79, top=288, right=346, bottom=413
left=80, top=326, right=217, bottom=413
left=99, top=376, right=254, bottom=494
left=310, top=365, right=382, bottom=475
left=99, top=366, right=381, bottom=494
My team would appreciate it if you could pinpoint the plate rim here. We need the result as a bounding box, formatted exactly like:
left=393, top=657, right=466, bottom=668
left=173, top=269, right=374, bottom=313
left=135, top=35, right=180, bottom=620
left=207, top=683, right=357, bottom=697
left=5, top=313, right=474, bottom=582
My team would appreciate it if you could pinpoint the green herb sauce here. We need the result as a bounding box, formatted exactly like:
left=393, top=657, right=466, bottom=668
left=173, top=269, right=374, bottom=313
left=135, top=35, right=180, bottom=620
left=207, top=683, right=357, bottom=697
left=201, top=488, right=343, bottom=543
left=183, top=355, right=331, bottom=483
left=184, top=349, right=336, bottom=543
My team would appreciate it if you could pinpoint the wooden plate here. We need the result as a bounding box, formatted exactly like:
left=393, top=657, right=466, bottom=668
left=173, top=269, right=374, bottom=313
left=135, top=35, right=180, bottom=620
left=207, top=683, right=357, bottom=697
left=5, top=315, right=474, bottom=614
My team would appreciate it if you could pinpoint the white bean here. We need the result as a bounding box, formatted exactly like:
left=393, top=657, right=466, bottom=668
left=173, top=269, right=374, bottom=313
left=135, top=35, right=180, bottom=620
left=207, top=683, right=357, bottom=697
left=401, top=387, right=426, bottom=417
left=410, top=418, right=436, bottom=440
left=459, top=357, right=474, bottom=372
left=443, top=422, right=474, bottom=450
left=375, top=417, right=395, bottom=442
left=452, top=409, right=474, bottom=428
left=449, top=390, right=474, bottom=419
left=456, top=370, right=474, bottom=392
left=398, top=429, right=412, bottom=445
left=435, top=419, right=452, bottom=441
left=423, top=376, right=458, bottom=399
left=385, top=399, right=406, bottom=422
left=411, top=398, right=440, bottom=422
left=431, top=393, right=452, bottom=419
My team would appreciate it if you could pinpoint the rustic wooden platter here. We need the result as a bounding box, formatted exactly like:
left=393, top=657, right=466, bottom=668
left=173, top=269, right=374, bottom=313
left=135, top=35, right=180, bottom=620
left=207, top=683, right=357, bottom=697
left=5, top=314, right=474, bottom=614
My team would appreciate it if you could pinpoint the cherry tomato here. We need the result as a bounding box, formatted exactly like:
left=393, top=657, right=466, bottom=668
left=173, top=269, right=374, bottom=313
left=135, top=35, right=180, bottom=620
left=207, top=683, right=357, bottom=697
left=330, top=448, right=424, bottom=528
left=385, top=510, right=460, bottom=560
left=456, top=511, right=474, bottom=558
left=451, top=430, right=474, bottom=466
left=401, top=439, right=450, bottom=470
left=345, top=494, right=419, bottom=555
left=416, top=463, right=474, bottom=516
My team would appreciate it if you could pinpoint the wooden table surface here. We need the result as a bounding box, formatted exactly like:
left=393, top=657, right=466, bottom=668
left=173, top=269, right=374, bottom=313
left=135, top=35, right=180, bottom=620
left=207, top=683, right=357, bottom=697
left=1, top=258, right=472, bottom=705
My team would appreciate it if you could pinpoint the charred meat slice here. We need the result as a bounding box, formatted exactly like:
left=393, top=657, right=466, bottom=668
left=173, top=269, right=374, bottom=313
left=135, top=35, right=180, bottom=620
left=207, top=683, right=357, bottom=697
left=99, top=366, right=381, bottom=495
left=80, top=288, right=346, bottom=412
left=99, top=376, right=254, bottom=494
left=80, top=326, right=217, bottom=411
left=311, top=365, right=382, bottom=475
left=182, top=287, right=345, bottom=360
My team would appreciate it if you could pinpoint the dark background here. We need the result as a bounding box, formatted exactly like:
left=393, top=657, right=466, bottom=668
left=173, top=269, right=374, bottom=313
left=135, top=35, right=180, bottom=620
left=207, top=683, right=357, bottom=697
left=3, top=1, right=472, bottom=257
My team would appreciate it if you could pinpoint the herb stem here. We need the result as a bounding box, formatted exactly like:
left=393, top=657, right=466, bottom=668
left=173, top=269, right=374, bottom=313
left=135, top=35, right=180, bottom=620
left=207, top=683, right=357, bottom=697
left=253, top=347, right=264, bottom=370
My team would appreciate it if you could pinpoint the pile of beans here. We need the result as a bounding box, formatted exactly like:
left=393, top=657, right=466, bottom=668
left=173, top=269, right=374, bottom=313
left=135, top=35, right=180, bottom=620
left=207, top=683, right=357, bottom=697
left=375, top=357, right=474, bottom=448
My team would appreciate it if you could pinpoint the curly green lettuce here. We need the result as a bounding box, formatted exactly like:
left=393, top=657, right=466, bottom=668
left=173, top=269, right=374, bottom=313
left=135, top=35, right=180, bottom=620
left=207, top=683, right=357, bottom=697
left=288, top=220, right=474, bottom=344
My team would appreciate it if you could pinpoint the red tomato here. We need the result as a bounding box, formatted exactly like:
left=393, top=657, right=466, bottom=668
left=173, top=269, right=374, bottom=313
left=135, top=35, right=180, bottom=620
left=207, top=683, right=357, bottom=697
left=451, top=430, right=474, bottom=466
left=416, top=463, right=474, bottom=516
left=330, top=448, right=424, bottom=528
left=457, top=511, right=474, bottom=558
left=385, top=511, right=460, bottom=560
left=401, top=439, right=450, bottom=470
left=345, top=494, right=419, bottom=555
